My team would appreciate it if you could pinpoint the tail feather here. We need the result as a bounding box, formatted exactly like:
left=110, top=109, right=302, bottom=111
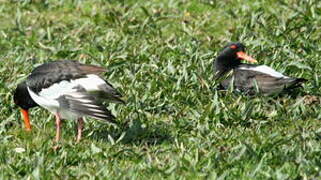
left=295, top=78, right=308, bottom=84
left=286, top=77, right=307, bottom=90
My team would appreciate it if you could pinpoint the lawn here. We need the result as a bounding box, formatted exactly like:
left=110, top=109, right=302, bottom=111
left=0, top=0, right=321, bottom=179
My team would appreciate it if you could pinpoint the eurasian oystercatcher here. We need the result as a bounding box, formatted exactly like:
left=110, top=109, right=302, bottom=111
left=213, top=42, right=307, bottom=95
left=13, top=60, right=124, bottom=143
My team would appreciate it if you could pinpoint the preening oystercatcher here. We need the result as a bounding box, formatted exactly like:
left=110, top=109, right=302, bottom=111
left=213, top=42, right=307, bottom=95
left=13, top=60, right=124, bottom=143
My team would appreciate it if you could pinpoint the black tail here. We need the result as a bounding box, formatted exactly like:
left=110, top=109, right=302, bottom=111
left=286, top=78, right=307, bottom=90
left=295, top=78, right=308, bottom=84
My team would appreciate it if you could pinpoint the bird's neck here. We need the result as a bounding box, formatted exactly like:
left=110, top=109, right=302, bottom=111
left=213, top=55, right=240, bottom=79
left=25, top=95, right=38, bottom=109
left=16, top=82, right=39, bottom=109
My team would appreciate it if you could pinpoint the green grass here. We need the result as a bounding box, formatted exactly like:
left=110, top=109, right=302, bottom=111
left=1, top=0, right=321, bottom=179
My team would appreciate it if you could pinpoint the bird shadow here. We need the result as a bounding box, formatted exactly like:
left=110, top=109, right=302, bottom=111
left=87, top=118, right=173, bottom=146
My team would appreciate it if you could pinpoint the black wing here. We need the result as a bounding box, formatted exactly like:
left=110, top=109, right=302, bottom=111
left=221, top=69, right=305, bottom=95
left=27, top=60, right=106, bottom=93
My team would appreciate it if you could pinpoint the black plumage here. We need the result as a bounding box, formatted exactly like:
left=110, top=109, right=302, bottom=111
left=27, top=60, right=107, bottom=93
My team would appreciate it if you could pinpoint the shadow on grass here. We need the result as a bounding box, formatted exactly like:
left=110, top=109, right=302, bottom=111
left=88, top=118, right=172, bottom=146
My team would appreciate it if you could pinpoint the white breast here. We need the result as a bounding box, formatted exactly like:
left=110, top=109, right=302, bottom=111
left=239, top=65, right=289, bottom=78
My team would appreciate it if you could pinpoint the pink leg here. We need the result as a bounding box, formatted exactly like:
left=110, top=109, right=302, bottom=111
left=76, top=117, right=84, bottom=143
left=55, top=113, right=62, bottom=143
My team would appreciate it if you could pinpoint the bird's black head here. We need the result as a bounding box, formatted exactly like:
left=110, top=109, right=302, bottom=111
left=13, top=81, right=38, bottom=131
left=213, top=42, right=257, bottom=78
left=220, top=42, right=246, bottom=59
left=13, top=81, right=38, bottom=110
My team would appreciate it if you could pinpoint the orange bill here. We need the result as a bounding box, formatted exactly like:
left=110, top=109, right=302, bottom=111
left=236, top=51, right=257, bottom=63
left=20, top=109, right=31, bottom=131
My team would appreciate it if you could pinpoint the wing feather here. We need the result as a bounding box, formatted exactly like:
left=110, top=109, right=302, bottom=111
left=59, top=92, right=117, bottom=124
left=221, top=68, right=304, bottom=95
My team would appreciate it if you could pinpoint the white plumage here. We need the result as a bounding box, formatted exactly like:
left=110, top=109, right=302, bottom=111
left=239, top=65, right=289, bottom=78
left=27, top=74, right=109, bottom=120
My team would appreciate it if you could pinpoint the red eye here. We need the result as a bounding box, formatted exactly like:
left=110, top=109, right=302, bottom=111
left=230, top=45, right=237, bottom=49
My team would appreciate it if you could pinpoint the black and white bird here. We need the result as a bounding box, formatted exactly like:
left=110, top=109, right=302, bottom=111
left=213, top=42, right=307, bottom=95
left=13, top=60, right=124, bottom=143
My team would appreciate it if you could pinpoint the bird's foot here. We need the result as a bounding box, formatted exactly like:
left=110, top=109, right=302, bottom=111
left=52, top=144, right=61, bottom=151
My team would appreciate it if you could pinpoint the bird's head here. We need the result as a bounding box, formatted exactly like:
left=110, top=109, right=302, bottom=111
left=13, top=81, right=38, bottom=131
left=213, top=42, right=257, bottom=78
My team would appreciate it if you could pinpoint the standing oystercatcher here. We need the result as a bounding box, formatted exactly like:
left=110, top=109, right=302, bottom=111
left=13, top=60, right=124, bottom=143
left=213, top=42, right=307, bottom=95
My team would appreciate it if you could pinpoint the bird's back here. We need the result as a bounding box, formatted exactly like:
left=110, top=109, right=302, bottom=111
left=26, top=60, right=106, bottom=93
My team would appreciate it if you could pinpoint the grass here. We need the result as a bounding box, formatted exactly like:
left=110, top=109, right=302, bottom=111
left=0, top=0, right=321, bottom=179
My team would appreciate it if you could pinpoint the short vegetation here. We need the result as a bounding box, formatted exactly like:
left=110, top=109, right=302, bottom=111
left=0, top=0, right=320, bottom=179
